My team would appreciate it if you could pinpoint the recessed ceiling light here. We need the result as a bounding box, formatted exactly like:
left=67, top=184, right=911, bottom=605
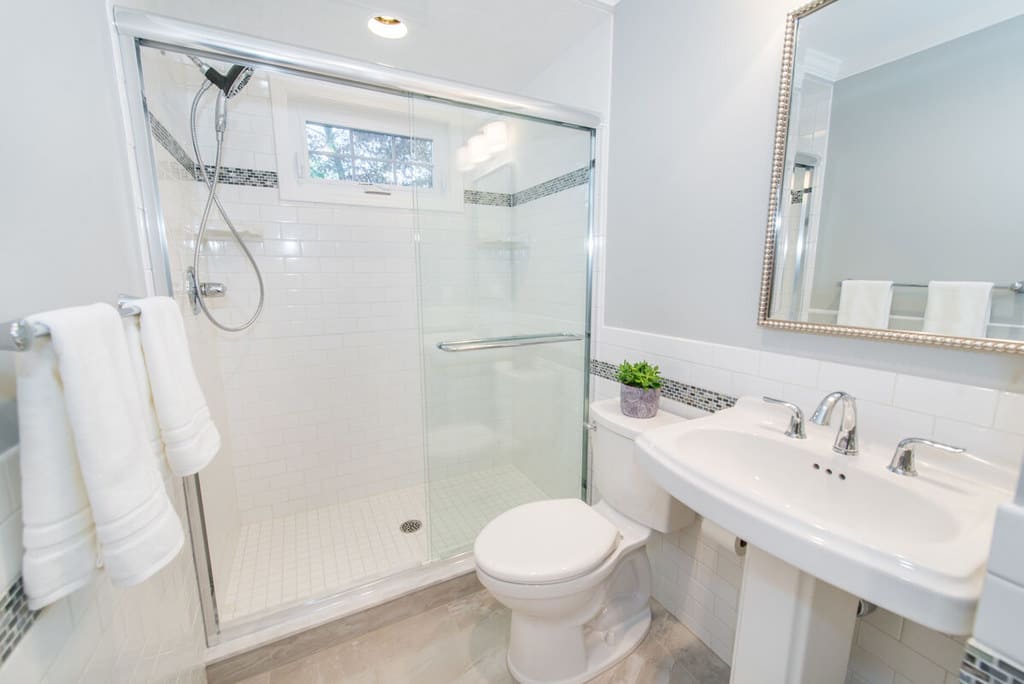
left=368, top=15, right=408, bottom=39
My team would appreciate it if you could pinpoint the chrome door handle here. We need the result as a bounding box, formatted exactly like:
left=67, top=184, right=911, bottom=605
left=436, top=333, right=584, bottom=352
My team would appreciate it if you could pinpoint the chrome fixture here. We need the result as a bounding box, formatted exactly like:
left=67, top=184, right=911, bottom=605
left=184, top=269, right=227, bottom=315
left=187, top=56, right=265, bottom=332
left=837, top=280, right=1024, bottom=295
left=811, top=391, right=858, bottom=455
left=887, top=437, right=966, bottom=477
left=856, top=600, right=876, bottom=618
left=436, top=333, right=584, bottom=352
left=2, top=299, right=143, bottom=352
left=762, top=397, right=806, bottom=439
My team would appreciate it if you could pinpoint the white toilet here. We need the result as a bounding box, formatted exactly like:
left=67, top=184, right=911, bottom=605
left=474, top=399, right=695, bottom=683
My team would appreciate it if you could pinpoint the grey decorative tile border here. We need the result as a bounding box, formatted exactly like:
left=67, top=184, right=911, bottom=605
left=148, top=114, right=589, bottom=205
left=196, top=165, right=279, bottom=188
left=1, top=577, right=38, bottom=665
left=961, top=640, right=1024, bottom=684
left=463, top=189, right=513, bottom=207
left=512, top=166, right=591, bottom=206
left=149, top=113, right=197, bottom=179
left=590, top=359, right=738, bottom=414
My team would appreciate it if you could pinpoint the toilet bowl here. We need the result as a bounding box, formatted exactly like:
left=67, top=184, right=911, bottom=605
left=474, top=399, right=695, bottom=683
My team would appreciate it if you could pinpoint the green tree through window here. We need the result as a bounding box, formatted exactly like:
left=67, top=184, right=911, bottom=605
left=305, top=121, right=434, bottom=189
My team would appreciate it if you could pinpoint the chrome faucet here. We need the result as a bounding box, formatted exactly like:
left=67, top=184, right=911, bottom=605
left=811, top=391, right=858, bottom=455
left=887, top=437, right=965, bottom=477
left=762, top=397, right=806, bottom=439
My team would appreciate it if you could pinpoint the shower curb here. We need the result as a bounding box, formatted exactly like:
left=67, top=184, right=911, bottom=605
left=205, top=572, right=481, bottom=683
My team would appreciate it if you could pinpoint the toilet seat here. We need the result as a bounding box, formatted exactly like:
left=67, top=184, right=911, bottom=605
left=474, top=499, right=621, bottom=585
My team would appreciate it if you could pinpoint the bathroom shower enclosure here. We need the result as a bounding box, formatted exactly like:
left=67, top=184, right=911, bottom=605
left=114, top=10, right=597, bottom=647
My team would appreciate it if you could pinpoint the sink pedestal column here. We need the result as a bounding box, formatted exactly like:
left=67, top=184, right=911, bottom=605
left=730, top=546, right=858, bottom=684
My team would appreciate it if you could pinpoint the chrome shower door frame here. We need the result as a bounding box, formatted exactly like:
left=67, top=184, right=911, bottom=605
left=112, top=7, right=599, bottom=649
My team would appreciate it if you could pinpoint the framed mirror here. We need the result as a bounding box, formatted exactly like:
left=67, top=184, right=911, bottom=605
left=758, top=0, right=1024, bottom=354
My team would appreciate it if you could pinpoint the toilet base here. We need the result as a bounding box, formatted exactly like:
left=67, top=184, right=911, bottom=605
left=507, top=605, right=652, bottom=684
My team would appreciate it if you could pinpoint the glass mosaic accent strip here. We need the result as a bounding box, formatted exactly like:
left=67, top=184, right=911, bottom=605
left=961, top=640, right=1024, bottom=684
left=0, top=577, right=38, bottom=665
left=195, top=165, right=279, bottom=188
left=148, top=114, right=590, bottom=204
left=463, top=189, right=513, bottom=207
left=590, top=359, right=738, bottom=414
left=149, top=113, right=197, bottom=180
left=512, top=166, right=591, bottom=206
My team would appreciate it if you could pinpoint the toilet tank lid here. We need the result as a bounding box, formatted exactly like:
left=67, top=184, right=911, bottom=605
left=590, top=398, right=685, bottom=439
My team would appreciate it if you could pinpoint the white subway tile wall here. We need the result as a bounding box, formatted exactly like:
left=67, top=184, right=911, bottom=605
left=0, top=447, right=205, bottom=682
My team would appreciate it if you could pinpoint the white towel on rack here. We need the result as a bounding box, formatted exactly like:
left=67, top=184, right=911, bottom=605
left=132, top=297, right=220, bottom=476
left=16, top=304, right=184, bottom=609
left=837, top=280, right=893, bottom=328
left=923, top=281, right=993, bottom=338
left=123, top=316, right=169, bottom=476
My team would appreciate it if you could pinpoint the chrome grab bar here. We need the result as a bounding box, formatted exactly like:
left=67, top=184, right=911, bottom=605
left=436, top=332, right=584, bottom=352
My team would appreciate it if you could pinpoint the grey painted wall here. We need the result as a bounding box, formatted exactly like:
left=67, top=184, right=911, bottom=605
left=605, top=0, right=1024, bottom=391
left=0, top=2, right=147, bottom=400
left=810, top=16, right=1024, bottom=314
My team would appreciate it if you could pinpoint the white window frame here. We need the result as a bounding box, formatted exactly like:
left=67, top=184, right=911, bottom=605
left=269, top=76, right=462, bottom=211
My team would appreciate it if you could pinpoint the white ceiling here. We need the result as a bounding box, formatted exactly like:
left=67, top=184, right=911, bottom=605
left=797, top=0, right=1024, bottom=80
left=129, top=0, right=613, bottom=93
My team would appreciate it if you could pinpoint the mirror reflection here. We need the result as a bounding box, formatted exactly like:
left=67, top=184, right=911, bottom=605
left=767, top=0, right=1024, bottom=342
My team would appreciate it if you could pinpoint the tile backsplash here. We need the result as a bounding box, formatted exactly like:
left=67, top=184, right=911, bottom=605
left=590, top=323, right=1024, bottom=684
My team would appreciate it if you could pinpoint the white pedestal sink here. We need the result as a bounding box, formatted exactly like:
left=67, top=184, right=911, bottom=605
left=636, top=398, right=1009, bottom=683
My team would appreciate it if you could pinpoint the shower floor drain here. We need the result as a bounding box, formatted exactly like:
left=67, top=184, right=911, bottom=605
left=400, top=519, right=423, bottom=534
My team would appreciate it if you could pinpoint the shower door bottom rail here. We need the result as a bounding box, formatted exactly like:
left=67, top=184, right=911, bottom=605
left=436, top=332, right=584, bottom=352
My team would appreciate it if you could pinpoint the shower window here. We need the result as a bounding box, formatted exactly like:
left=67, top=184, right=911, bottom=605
left=271, top=76, right=461, bottom=210
left=305, top=121, right=434, bottom=188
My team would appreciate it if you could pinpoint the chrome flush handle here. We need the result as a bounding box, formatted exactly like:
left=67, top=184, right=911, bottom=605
left=763, top=397, right=806, bottom=439
left=887, top=437, right=966, bottom=477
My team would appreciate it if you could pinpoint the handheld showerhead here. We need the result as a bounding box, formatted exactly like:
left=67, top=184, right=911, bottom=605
left=188, top=56, right=254, bottom=98
left=189, top=55, right=254, bottom=137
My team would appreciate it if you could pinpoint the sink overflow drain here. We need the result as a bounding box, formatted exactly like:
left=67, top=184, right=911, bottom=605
left=400, top=519, right=422, bottom=533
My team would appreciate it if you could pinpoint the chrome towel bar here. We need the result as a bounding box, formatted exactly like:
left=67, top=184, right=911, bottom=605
left=436, top=333, right=585, bottom=352
left=2, top=300, right=143, bottom=353
left=838, top=280, right=1024, bottom=294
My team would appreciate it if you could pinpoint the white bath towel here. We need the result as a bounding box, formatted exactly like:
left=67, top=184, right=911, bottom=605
left=923, top=281, right=993, bottom=338
left=133, top=297, right=220, bottom=476
left=837, top=280, right=893, bottom=328
left=17, top=304, right=184, bottom=609
left=123, top=316, right=169, bottom=477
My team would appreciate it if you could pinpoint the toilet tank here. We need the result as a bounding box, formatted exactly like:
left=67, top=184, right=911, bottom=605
left=590, top=399, right=695, bottom=533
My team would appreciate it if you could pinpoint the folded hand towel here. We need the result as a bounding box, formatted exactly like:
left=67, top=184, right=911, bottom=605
left=17, top=304, right=184, bottom=609
left=923, top=281, right=993, bottom=338
left=133, top=297, right=220, bottom=476
left=837, top=280, right=893, bottom=328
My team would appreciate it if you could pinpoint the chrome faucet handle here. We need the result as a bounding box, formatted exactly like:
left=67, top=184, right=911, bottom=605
left=763, top=397, right=806, bottom=439
left=888, top=437, right=966, bottom=477
left=812, top=391, right=858, bottom=456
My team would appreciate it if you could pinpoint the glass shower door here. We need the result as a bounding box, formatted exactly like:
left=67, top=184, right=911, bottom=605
left=412, top=98, right=594, bottom=558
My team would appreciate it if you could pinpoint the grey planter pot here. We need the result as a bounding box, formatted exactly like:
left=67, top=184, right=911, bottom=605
left=620, top=385, right=660, bottom=418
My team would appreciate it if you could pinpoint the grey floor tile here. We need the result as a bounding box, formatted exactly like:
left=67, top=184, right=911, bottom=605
left=232, top=592, right=731, bottom=684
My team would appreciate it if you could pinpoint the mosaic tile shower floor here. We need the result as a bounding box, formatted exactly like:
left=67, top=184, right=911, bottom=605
left=220, top=464, right=545, bottom=623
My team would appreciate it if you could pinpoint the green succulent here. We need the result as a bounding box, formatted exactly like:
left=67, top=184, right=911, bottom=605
left=616, top=360, right=663, bottom=390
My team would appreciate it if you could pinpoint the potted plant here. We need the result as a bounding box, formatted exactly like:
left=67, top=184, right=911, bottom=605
left=616, top=360, right=663, bottom=418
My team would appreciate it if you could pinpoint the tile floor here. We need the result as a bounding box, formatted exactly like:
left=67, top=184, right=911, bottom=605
left=230, top=591, right=731, bottom=683
left=221, top=465, right=545, bottom=622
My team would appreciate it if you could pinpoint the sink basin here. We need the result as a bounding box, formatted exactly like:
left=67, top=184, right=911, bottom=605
left=636, top=397, right=1008, bottom=635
